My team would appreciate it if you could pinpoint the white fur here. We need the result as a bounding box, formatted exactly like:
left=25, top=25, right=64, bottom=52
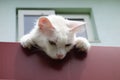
left=20, top=15, right=90, bottom=59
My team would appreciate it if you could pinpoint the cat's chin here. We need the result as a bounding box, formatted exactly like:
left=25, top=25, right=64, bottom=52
left=51, top=57, right=64, bottom=60
left=49, top=56, right=65, bottom=60
left=57, top=57, right=65, bottom=60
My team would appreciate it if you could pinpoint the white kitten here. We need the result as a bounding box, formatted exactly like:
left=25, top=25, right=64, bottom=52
left=20, top=15, right=90, bottom=59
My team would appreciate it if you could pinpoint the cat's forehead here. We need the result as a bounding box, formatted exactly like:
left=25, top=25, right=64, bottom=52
left=46, top=15, right=74, bottom=43
left=47, top=15, right=69, bottom=31
left=47, top=15, right=65, bottom=22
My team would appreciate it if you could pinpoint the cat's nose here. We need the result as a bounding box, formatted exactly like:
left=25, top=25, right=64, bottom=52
left=56, top=54, right=64, bottom=59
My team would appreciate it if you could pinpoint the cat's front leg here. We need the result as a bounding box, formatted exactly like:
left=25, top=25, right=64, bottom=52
left=74, top=37, right=91, bottom=52
left=20, top=34, right=34, bottom=49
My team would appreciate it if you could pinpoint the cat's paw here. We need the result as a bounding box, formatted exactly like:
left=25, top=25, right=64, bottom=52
left=74, top=37, right=91, bottom=52
left=20, top=34, right=33, bottom=49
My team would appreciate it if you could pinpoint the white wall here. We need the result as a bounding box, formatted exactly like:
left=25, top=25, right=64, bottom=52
left=0, top=0, right=120, bottom=46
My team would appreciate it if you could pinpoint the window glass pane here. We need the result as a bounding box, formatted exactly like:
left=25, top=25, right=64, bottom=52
left=24, top=15, right=44, bottom=34
left=67, top=18, right=88, bottom=39
left=24, top=15, right=39, bottom=34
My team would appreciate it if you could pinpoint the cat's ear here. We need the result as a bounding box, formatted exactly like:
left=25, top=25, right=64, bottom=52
left=38, top=16, right=54, bottom=30
left=66, top=20, right=86, bottom=33
left=38, top=16, right=55, bottom=36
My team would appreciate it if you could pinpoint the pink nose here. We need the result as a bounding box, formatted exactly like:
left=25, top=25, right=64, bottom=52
left=56, top=54, right=64, bottom=59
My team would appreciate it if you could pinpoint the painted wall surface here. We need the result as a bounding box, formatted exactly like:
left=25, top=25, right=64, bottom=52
left=0, top=0, right=120, bottom=46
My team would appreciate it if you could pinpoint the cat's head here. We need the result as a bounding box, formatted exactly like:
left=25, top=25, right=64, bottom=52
left=36, top=15, right=86, bottom=59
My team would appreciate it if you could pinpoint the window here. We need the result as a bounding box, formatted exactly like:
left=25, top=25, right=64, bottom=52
left=17, top=10, right=55, bottom=40
left=17, top=9, right=99, bottom=42
left=59, top=14, right=94, bottom=42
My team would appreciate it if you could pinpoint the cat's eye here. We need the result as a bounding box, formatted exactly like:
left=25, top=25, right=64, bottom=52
left=49, top=40, right=56, bottom=45
left=65, top=44, right=71, bottom=47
